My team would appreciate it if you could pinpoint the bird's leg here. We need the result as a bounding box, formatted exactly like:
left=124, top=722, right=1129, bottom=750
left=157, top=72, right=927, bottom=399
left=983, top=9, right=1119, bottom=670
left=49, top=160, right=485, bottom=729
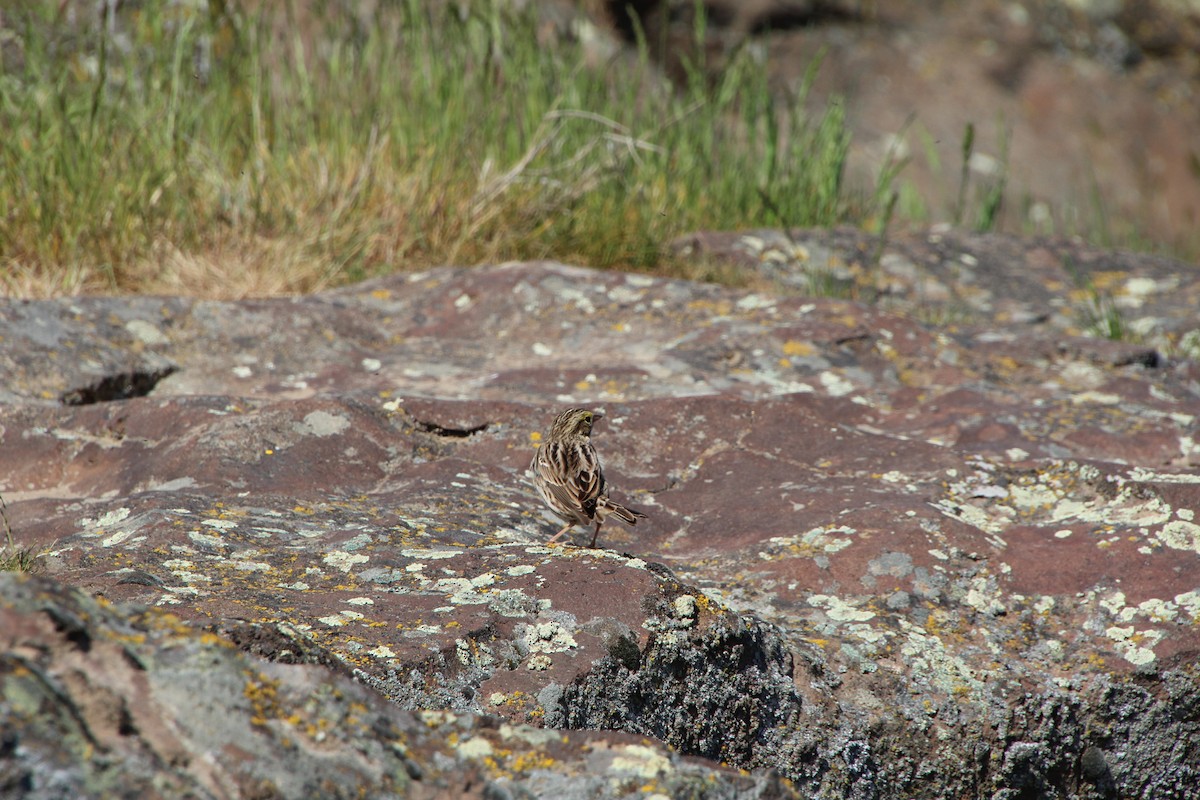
left=547, top=522, right=575, bottom=545
left=589, top=522, right=603, bottom=548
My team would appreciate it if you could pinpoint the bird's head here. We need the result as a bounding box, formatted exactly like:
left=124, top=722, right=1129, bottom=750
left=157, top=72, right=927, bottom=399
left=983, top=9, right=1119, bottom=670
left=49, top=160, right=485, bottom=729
left=550, top=407, right=600, bottom=438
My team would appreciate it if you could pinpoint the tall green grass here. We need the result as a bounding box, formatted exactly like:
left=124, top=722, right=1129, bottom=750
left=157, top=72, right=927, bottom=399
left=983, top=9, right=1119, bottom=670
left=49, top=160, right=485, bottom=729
left=0, top=1, right=865, bottom=297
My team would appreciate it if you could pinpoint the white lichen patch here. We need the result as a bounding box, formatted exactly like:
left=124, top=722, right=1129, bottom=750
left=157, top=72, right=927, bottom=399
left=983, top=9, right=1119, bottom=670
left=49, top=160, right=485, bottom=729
left=80, top=507, right=132, bottom=530
left=609, top=744, right=670, bottom=779
left=1127, top=468, right=1200, bottom=484
left=398, top=624, right=443, bottom=638
left=188, top=531, right=223, bottom=548
left=1100, top=591, right=1137, bottom=623
left=762, top=526, right=856, bottom=560
left=506, top=565, right=536, bottom=577
left=368, top=645, right=396, bottom=658
left=930, top=499, right=1005, bottom=535
left=846, top=622, right=887, bottom=645
left=1154, top=519, right=1200, bottom=553
left=488, top=588, right=539, bottom=617
left=346, top=596, right=375, bottom=606
left=1105, top=625, right=1161, bottom=666
left=937, top=461, right=1183, bottom=541
left=124, top=318, right=169, bottom=346
left=295, top=410, right=351, bottom=437
left=519, top=621, right=577, bottom=654
left=1070, top=391, right=1121, bottom=405
left=432, top=573, right=498, bottom=605
left=819, top=371, right=855, bottom=397
left=673, top=595, right=697, bottom=621
left=232, top=560, right=272, bottom=572
left=318, top=609, right=366, bottom=627
left=163, top=562, right=210, bottom=585
left=456, top=638, right=496, bottom=668
left=964, top=576, right=1006, bottom=616
left=809, top=594, right=876, bottom=622
left=323, top=551, right=369, bottom=572
left=624, top=274, right=656, bottom=288
left=101, top=529, right=136, bottom=547
left=456, top=737, right=494, bottom=759
left=1175, top=591, right=1200, bottom=621
left=735, top=293, right=775, bottom=311
left=899, top=619, right=986, bottom=698
left=201, top=518, right=238, bottom=532
left=496, top=723, right=561, bottom=748
left=1137, top=598, right=1178, bottom=623
left=400, top=548, right=462, bottom=560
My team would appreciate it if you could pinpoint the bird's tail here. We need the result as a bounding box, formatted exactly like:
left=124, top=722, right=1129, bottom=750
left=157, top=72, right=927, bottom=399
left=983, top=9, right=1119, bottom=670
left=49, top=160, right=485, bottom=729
left=601, top=498, right=647, bottom=527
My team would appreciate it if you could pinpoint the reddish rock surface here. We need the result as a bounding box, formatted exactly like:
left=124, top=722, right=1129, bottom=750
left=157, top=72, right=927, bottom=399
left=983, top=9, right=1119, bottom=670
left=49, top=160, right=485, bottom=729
left=2, top=229, right=1199, bottom=797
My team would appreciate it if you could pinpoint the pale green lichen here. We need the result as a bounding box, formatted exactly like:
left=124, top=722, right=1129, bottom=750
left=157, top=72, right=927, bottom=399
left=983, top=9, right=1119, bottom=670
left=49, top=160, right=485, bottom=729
left=898, top=619, right=987, bottom=699
left=809, top=594, right=875, bottom=622
left=1104, top=625, right=1161, bottom=666
left=455, top=736, right=494, bottom=759
left=399, top=548, right=462, bottom=559
left=295, top=410, right=351, bottom=437
left=519, top=621, right=577, bottom=654
left=1155, top=519, right=1200, bottom=553
left=761, top=526, right=856, bottom=560
left=609, top=744, right=670, bottom=779
left=80, top=507, right=132, bottom=530
left=323, top=551, right=369, bottom=572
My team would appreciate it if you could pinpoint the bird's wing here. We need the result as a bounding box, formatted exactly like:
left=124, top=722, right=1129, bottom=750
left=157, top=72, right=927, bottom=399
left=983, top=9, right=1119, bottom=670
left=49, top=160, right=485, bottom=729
left=535, top=440, right=604, bottom=516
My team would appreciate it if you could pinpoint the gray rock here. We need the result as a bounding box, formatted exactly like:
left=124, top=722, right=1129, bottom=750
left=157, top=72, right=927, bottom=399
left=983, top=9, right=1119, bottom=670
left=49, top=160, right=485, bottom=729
left=2, top=241, right=1199, bottom=798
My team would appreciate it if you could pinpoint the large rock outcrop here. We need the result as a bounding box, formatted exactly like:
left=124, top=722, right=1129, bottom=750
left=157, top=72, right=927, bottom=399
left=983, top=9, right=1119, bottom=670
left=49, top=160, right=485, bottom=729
left=2, top=227, right=1199, bottom=797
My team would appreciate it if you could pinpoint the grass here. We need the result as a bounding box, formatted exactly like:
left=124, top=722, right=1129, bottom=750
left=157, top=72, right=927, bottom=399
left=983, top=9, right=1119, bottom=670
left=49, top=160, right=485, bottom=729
left=0, top=1, right=874, bottom=298
left=0, top=492, right=40, bottom=573
left=1065, top=258, right=1133, bottom=342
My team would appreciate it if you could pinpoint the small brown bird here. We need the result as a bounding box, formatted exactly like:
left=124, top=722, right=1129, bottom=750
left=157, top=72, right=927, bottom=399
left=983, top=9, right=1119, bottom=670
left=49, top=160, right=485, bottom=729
left=529, top=408, right=647, bottom=548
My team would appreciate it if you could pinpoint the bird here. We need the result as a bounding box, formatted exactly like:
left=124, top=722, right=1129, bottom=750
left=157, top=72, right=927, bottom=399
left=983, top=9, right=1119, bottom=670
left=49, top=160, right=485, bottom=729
left=529, top=408, right=647, bottom=548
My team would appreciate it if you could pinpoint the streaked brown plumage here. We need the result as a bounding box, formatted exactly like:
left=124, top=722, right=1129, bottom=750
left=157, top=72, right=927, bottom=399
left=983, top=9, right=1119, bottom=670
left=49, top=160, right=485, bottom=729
left=529, top=408, right=646, bottom=548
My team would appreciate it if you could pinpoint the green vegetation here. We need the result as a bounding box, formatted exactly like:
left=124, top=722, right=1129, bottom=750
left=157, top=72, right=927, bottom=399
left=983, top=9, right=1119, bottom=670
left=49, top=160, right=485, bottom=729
left=1065, top=259, right=1133, bottom=342
left=952, top=120, right=1009, bottom=233
left=0, top=492, right=40, bottom=573
left=0, top=1, right=873, bottom=297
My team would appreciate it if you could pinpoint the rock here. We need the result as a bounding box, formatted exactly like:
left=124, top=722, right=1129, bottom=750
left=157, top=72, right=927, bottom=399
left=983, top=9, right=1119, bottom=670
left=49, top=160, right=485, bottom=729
left=2, top=233, right=1199, bottom=797
left=0, top=572, right=799, bottom=800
